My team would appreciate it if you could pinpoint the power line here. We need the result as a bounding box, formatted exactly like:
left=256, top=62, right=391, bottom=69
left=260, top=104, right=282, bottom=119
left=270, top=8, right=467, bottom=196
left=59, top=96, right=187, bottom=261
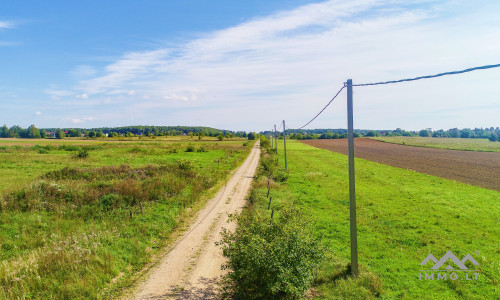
left=291, top=83, right=346, bottom=130
left=353, top=63, right=500, bottom=87
left=280, top=63, right=500, bottom=131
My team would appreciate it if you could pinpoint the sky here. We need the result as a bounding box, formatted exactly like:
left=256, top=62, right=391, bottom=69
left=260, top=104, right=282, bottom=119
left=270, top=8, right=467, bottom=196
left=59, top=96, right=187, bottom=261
left=1, top=0, right=499, bottom=132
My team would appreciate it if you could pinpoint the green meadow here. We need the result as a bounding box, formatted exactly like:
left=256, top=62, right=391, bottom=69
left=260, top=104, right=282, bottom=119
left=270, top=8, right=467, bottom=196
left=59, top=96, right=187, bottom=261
left=260, top=140, right=498, bottom=299
left=371, top=136, right=500, bottom=152
left=0, top=139, right=252, bottom=299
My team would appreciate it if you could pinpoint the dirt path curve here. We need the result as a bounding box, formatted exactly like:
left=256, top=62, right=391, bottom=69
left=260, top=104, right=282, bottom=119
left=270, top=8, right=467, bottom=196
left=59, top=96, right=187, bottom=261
left=127, top=141, right=260, bottom=299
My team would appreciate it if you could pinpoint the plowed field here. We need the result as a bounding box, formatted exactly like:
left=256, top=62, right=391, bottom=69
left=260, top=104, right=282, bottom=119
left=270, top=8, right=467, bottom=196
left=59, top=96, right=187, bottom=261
left=301, top=138, right=500, bottom=192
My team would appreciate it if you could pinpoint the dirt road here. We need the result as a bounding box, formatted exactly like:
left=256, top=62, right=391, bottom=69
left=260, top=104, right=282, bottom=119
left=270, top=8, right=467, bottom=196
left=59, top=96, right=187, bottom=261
left=302, top=138, right=500, bottom=191
left=127, top=141, right=260, bottom=299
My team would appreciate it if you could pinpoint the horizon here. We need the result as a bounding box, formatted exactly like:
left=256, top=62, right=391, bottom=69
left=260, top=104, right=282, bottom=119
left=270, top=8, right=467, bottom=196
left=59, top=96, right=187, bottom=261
left=1, top=0, right=499, bottom=131
left=2, top=123, right=499, bottom=134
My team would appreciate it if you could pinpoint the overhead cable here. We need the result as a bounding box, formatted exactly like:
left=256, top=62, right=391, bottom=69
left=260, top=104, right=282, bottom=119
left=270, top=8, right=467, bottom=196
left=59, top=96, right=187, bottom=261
left=353, top=63, right=500, bottom=87
left=292, top=83, right=346, bottom=130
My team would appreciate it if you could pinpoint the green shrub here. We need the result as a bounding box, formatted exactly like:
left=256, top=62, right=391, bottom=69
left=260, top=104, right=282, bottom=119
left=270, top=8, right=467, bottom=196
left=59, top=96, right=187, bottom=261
left=260, top=136, right=270, bottom=148
left=73, top=149, right=89, bottom=159
left=197, top=146, right=207, bottom=152
left=273, top=169, right=289, bottom=183
left=185, top=144, right=195, bottom=152
left=58, top=145, right=81, bottom=151
left=177, top=159, right=193, bottom=171
left=220, top=206, right=323, bottom=299
left=243, top=142, right=249, bottom=147
left=98, top=194, right=121, bottom=212
left=32, top=145, right=56, bottom=154
left=37, top=147, right=49, bottom=154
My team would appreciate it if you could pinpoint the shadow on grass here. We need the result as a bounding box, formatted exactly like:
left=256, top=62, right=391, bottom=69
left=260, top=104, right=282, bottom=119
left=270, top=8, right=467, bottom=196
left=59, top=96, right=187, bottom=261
left=313, top=260, right=383, bottom=299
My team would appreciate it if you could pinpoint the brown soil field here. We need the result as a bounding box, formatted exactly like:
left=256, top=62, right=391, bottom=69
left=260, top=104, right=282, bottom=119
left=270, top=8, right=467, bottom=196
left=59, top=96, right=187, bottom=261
left=302, top=138, right=500, bottom=192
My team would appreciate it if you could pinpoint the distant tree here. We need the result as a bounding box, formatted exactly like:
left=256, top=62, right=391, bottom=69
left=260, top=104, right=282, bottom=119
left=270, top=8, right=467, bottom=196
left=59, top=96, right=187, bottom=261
left=419, top=129, right=431, bottom=137
left=488, top=134, right=497, bottom=142
left=247, top=132, right=256, bottom=140
left=109, top=132, right=118, bottom=138
left=0, top=125, right=8, bottom=138
left=365, top=130, right=377, bottom=137
left=27, top=124, right=41, bottom=139
left=217, top=134, right=224, bottom=141
left=88, top=131, right=96, bottom=138
left=460, top=129, right=473, bottom=139
left=96, top=131, right=104, bottom=138
left=448, top=128, right=460, bottom=138
left=319, top=132, right=334, bottom=139
left=56, top=129, right=65, bottom=139
left=9, top=125, right=24, bottom=138
left=40, top=130, right=46, bottom=138
left=67, top=129, right=80, bottom=137
left=8, top=128, right=17, bottom=138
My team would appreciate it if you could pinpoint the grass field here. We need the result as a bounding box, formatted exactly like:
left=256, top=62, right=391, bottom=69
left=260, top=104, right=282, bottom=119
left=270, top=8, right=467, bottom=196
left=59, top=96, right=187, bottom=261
left=258, top=140, right=498, bottom=299
left=0, top=138, right=252, bottom=299
left=371, top=136, right=500, bottom=152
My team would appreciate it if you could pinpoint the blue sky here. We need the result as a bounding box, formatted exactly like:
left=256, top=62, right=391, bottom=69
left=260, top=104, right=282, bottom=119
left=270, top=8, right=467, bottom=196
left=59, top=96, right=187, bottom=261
left=1, top=0, right=499, bottom=131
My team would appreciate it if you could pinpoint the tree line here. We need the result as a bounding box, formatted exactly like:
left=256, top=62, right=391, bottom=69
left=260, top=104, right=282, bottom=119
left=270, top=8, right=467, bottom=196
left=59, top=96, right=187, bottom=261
left=0, top=124, right=253, bottom=139
left=261, top=127, right=500, bottom=142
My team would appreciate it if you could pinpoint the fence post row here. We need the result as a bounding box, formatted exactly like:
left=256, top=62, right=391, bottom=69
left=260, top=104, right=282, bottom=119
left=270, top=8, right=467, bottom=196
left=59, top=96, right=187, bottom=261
left=271, top=128, right=274, bottom=149
left=274, top=124, right=278, bottom=153
left=283, top=120, right=287, bottom=170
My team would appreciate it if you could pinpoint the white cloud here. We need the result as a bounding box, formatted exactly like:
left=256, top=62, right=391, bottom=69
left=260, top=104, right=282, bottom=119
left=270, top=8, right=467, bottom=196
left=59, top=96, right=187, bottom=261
left=60, top=0, right=500, bottom=131
left=35, top=111, right=42, bottom=116
left=71, top=65, right=98, bottom=78
left=69, top=116, right=94, bottom=124
left=0, top=21, right=14, bottom=29
left=45, top=89, right=73, bottom=100
left=78, top=49, right=168, bottom=94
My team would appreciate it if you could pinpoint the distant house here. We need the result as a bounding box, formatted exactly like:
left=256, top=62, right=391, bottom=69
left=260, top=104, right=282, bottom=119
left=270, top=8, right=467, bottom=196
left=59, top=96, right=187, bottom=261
left=45, top=132, right=56, bottom=138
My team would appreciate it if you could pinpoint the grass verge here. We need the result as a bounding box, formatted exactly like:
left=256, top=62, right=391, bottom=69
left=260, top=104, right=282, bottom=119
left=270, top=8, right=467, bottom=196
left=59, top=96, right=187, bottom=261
left=277, top=140, right=499, bottom=299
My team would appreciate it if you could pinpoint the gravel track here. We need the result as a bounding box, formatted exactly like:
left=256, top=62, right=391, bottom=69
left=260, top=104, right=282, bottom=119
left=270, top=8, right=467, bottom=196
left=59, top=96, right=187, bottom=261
left=127, top=141, right=261, bottom=299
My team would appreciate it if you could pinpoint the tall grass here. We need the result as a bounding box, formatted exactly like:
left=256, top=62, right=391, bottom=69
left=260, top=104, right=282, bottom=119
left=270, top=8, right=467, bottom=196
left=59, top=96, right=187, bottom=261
left=0, top=140, right=253, bottom=299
